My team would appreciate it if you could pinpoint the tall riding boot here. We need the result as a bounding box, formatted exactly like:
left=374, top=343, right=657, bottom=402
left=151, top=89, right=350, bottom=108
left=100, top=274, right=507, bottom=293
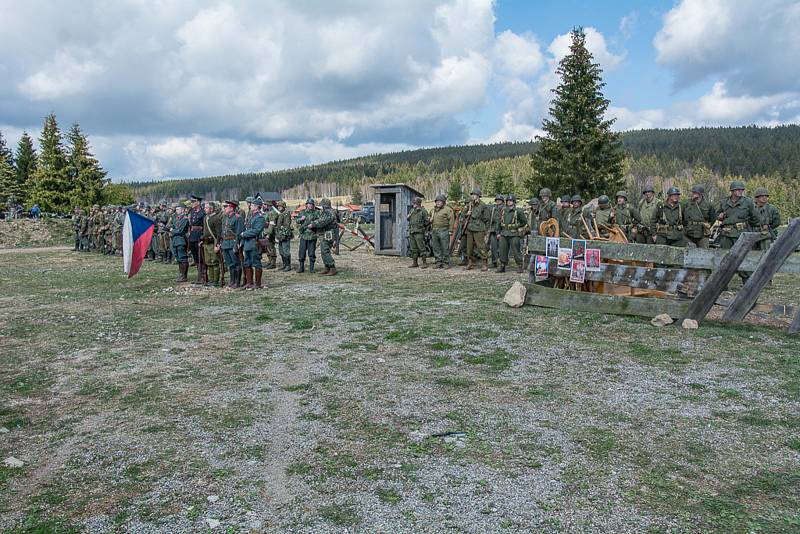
left=254, top=268, right=263, bottom=289
left=309, top=260, right=315, bottom=274
left=320, top=266, right=330, bottom=275
left=409, top=258, right=419, bottom=268
left=464, top=258, right=473, bottom=271
left=228, top=267, right=238, bottom=288
left=420, top=257, right=428, bottom=269
left=481, top=259, right=488, bottom=272
left=497, top=263, right=506, bottom=273
left=207, top=266, right=218, bottom=287
left=326, top=266, right=338, bottom=276
left=177, top=263, right=188, bottom=283
left=297, top=261, right=305, bottom=273
left=240, top=267, right=253, bottom=290
left=281, top=256, right=289, bottom=271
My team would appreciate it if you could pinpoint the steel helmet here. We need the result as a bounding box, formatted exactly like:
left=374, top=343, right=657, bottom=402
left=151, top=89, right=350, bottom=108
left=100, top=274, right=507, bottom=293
left=667, top=186, right=681, bottom=196
left=642, top=184, right=655, bottom=194
left=753, top=187, right=769, bottom=197
left=435, top=194, right=446, bottom=202
left=321, top=198, right=332, bottom=208
left=507, top=194, right=517, bottom=202
left=615, top=191, right=628, bottom=200
left=597, top=195, right=610, bottom=206
left=539, top=188, right=552, bottom=198
left=729, top=180, right=746, bottom=191
left=571, top=195, right=583, bottom=203
left=494, top=194, right=504, bottom=201
left=691, top=185, right=705, bottom=195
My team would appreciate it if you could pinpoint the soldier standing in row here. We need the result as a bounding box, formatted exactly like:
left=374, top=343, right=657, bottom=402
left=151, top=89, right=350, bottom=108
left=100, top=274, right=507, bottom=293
left=753, top=187, right=781, bottom=251
left=311, top=198, right=339, bottom=276
left=463, top=188, right=490, bottom=271
left=79, top=208, right=89, bottom=250
left=487, top=194, right=504, bottom=269
left=407, top=196, right=429, bottom=269
left=526, top=198, right=540, bottom=236
left=275, top=201, right=294, bottom=271
left=537, top=188, right=558, bottom=225
left=187, top=195, right=205, bottom=283
left=263, top=201, right=279, bottom=270
left=498, top=195, right=527, bottom=273
left=72, top=207, right=82, bottom=250
left=716, top=181, right=761, bottom=250
left=220, top=200, right=243, bottom=288
left=429, top=194, right=454, bottom=269
left=202, top=202, right=223, bottom=287
left=295, top=198, right=319, bottom=273
left=560, top=195, right=585, bottom=239
left=683, top=185, right=715, bottom=248
left=170, top=203, right=190, bottom=282
left=240, top=198, right=265, bottom=289
left=637, top=185, right=659, bottom=244
left=594, top=195, right=613, bottom=238
left=651, top=187, right=687, bottom=246
left=612, top=191, right=641, bottom=242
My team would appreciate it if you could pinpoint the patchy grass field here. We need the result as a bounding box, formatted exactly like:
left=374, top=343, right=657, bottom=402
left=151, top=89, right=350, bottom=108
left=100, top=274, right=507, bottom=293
left=0, top=219, right=72, bottom=249
left=1, top=246, right=799, bottom=533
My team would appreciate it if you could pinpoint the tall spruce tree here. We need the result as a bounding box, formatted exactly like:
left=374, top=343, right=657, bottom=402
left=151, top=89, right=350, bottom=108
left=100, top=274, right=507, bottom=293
left=28, top=113, right=73, bottom=212
left=0, top=131, right=13, bottom=165
left=67, top=122, right=108, bottom=207
left=0, top=151, right=19, bottom=202
left=529, top=28, right=623, bottom=198
left=14, top=132, right=37, bottom=204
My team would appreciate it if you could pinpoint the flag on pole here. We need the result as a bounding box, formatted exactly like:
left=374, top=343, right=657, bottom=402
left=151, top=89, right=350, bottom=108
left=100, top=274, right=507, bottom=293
left=123, top=210, right=155, bottom=278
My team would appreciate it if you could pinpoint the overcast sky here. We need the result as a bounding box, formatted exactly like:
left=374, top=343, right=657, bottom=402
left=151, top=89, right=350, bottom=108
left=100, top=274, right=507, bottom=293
left=1, top=0, right=799, bottom=181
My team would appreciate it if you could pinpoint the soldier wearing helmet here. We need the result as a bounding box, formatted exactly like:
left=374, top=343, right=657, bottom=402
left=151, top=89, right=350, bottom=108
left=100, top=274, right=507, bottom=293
left=406, top=196, right=430, bottom=269
left=497, top=194, right=528, bottom=273
left=637, top=184, right=660, bottom=244
left=537, top=187, right=559, bottom=231
left=650, top=187, right=687, bottom=247
left=462, top=188, right=491, bottom=271
left=683, top=184, right=715, bottom=248
left=716, top=181, right=760, bottom=251
left=593, top=195, right=613, bottom=239
left=274, top=200, right=294, bottom=271
left=295, top=198, right=320, bottom=273
left=429, top=194, right=454, bottom=269
left=526, top=198, right=541, bottom=238
left=487, top=194, right=505, bottom=268
left=612, top=190, right=642, bottom=242
left=753, top=187, right=781, bottom=251
left=309, top=198, right=339, bottom=276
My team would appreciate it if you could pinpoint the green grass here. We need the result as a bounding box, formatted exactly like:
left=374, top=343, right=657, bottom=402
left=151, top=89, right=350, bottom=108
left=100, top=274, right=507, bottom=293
left=376, top=487, right=402, bottom=504
left=463, top=349, right=516, bottom=373
left=318, top=502, right=361, bottom=527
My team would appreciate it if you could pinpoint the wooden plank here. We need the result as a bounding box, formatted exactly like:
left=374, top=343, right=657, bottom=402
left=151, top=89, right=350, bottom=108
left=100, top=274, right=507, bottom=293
left=684, top=247, right=800, bottom=274
left=723, top=219, right=800, bottom=322
left=528, top=236, right=685, bottom=265
left=529, top=258, right=705, bottom=295
left=524, top=282, right=689, bottom=318
left=684, top=232, right=760, bottom=322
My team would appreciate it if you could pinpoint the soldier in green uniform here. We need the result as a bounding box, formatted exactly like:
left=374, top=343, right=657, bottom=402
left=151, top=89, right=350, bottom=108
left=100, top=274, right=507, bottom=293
left=637, top=185, right=659, bottom=244
left=240, top=198, right=266, bottom=289
left=683, top=185, right=715, bottom=248
left=753, top=187, right=781, bottom=251
left=79, top=208, right=89, bottom=251
left=457, top=198, right=471, bottom=266
left=221, top=200, right=244, bottom=288
left=463, top=188, right=490, bottom=271
left=263, top=201, right=279, bottom=269
left=716, top=181, right=761, bottom=250
left=594, top=195, right=613, bottom=238
left=295, top=198, right=320, bottom=273
left=275, top=201, right=294, bottom=271
left=498, top=195, right=528, bottom=273
left=71, top=207, right=81, bottom=251
left=526, top=198, right=541, bottom=236
left=537, top=188, right=559, bottom=231
left=309, top=198, right=339, bottom=275
left=429, top=194, right=454, bottom=269
left=611, top=191, right=641, bottom=242
left=560, top=195, right=584, bottom=239
left=202, top=202, right=223, bottom=286
left=157, top=204, right=170, bottom=262
left=170, top=203, right=190, bottom=282
left=407, top=197, right=430, bottom=268
left=487, top=194, right=504, bottom=268
left=651, top=187, right=687, bottom=247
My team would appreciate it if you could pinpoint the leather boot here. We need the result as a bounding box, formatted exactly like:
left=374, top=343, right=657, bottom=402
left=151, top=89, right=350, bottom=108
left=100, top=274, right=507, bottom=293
left=265, top=259, right=276, bottom=270
left=420, top=257, right=428, bottom=269
left=241, top=267, right=254, bottom=289
left=464, top=258, right=473, bottom=271
left=254, top=268, right=263, bottom=289
left=309, top=260, right=315, bottom=273
left=176, top=263, right=188, bottom=283
left=320, top=266, right=330, bottom=275
left=409, top=258, right=419, bottom=268
left=497, top=264, right=506, bottom=273
left=481, top=259, right=489, bottom=272
left=458, top=257, right=468, bottom=266
left=327, top=267, right=338, bottom=276
left=228, top=267, right=238, bottom=288
left=516, top=264, right=524, bottom=273
left=297, top=261, right=305, bottom=273
left=206, top=266, right=218, bottom=287
left=283, top=257, right=291, bottom=271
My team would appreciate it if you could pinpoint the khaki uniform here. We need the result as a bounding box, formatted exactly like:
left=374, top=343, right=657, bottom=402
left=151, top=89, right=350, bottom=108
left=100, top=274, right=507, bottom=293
left=499, top=206, right=527, bottom=269
left=611, top=203, right=641, bottom=242
left=407, top=206, right=429, bottom=260
left=754, top=202, right=781, bottom=251
left=651, top=201, right=687, bottom=247
left=429, top=204, right=454, bottom=266
left=487, top=203, right=504, bottom=266
left=464, top=199, right=490, bottom=261
left=716, top=196, right=760, bottom=249
left=683, top=198, right=715, bottom=248
left=638, top=197, right=660, bottom=244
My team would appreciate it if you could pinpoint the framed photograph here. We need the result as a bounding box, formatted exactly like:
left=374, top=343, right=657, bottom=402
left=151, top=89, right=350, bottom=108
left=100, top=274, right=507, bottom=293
left=571, top=239, right=586, bottom=260
left=570, top=260, right=586, bottom=283
left=534, top=255, right=549, bottom=277
left=557, top=247, right=572, bottom=269
left=546, top=237, right=560, bottom=258
left=585, top=248, right=601, bottom=272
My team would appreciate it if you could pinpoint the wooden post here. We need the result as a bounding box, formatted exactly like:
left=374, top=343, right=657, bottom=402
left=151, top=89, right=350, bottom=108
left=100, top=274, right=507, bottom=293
left=723, top=219, right=800, bottom=322
left=684, top=232, right=760, bottom=322
left=790, top=308, right=800, bottom=335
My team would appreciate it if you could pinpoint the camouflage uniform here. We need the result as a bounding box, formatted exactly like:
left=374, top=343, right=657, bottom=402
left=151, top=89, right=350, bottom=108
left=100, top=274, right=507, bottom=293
left=79, top=210, right=89, bottom=250
left=407, top=198, right=429, bottom=268
left=487, top=196, right=505, bottom=267
left=275, top=202, right=294, bottom=271
left=637, top=187, right=660, bottom=244
left=753, top=187, right=781, bottom=251
left=71, top=209, right=82, bottom=250
left=311, top=198, right=339, bottom=275
left=429, top=194, right=454, bottom=268
left=263, top=204, right=279, bottom=269
left=463, top=189, right=490, bottom=270
left=295, top=199, right=320, bottom=273
left=498, top=196, right=527, bottom=272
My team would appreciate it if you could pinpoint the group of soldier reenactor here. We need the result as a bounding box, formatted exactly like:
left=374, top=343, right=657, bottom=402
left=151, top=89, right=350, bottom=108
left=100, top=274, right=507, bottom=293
left=72, top=194, right=341, bottom=290
left=406, top=181, right=783, bottom=273
left=71, top=204, right=126, bottom=255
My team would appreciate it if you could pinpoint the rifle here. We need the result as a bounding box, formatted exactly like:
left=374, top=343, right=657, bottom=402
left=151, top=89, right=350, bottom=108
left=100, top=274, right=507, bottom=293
left=449, top=205, right=472, bottom=254
left=218, top=248, right=225, bottom=287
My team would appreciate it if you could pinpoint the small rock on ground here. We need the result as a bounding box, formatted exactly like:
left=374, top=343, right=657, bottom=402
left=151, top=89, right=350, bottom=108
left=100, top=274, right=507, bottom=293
left=650, top=313, right=674, bottom=327
left=503, top=281, right=527, bottom=308
left=682, top=318, right=699, bottom=330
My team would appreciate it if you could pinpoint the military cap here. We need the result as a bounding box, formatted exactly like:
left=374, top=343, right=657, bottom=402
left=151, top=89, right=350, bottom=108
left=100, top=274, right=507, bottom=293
left=413, top=196, right=424, bottom=205
left=171, top=202, right=181, bottom=209
left=642, top=184, right=655, bottom=194
left=252, top=198, right=264, bottom=206
left=183, top=200, right=193, bottom=208
left=277, top=200, right=287, bottom=208
left=470, top=188, right=481, bottom=196
left=539, top=187, right=552, bottom=197
left=615, top=191, right=628, bottom=200
left=560, top=195, right=571, bottom=202
left=224, top=200, right=238, bottom=208
left=528, top=197, right=540, bottom=205
left=691, top=185, right=705, bottom=194
left=730, top=180, right=746, bottom=191
left=321, top=198, right=332, bottom=208
left=306, top=197, right=316, bottom=205
left=667, top=186, right=681, bottom=196
left=507, top=194, right=517, bottom=202
left=754, top=187, right=769, bottom=197
left=495, top=194, right=505, bottom=201
left=571, top=194, right=583, bottom=203
left=435, top=194, right=447, bottom=202
left=598, top=195, right=610, bottom=206
left=190, top=194, right=202, bottom=202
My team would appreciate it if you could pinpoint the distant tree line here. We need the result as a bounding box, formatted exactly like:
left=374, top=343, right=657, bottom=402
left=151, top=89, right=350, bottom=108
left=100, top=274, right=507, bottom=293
left=0, top=114, right=133, bottom=213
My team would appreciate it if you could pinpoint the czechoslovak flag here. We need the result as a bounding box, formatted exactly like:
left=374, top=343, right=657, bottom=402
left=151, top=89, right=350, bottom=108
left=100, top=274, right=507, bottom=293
left=122, top=210, right=155, bottom=278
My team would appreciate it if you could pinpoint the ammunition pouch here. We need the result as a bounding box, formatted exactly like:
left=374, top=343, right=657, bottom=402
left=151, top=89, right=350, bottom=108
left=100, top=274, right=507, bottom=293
left=202, top=236, right=216, bottom=244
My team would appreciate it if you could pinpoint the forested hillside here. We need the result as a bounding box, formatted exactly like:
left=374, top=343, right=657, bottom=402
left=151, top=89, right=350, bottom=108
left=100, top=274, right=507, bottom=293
left=130, top=125, right=800, bottom=204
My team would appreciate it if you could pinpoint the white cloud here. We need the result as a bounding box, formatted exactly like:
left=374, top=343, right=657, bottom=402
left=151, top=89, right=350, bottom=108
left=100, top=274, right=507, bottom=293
left=493, top=30, right=544, bottom=77
left=619, top=12, right=637, bottom=37
left=697, top=82, right=799, bottom=122
left=547, top=27, right=624, bottom=70
left=18, top=51, right=103, bottom=100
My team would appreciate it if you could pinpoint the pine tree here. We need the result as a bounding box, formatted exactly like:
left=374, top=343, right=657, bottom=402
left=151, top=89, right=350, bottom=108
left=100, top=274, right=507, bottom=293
left=67, top=122, right=108, bottom=207
left=0, top=152, right=19, bottom=202
left=447, top=175, right=463, bottom=203
left=0, top=131, right=13, bottom=165
left=529, top=27, right=624, bottom=199
left=14, top=132, right=37, bottom=204
left=28, top=113, right=74, bottom=212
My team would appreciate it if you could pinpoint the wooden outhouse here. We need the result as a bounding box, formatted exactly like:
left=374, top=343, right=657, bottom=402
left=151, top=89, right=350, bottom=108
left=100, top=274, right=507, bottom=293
left=370, top=183, right=424, bottom=256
